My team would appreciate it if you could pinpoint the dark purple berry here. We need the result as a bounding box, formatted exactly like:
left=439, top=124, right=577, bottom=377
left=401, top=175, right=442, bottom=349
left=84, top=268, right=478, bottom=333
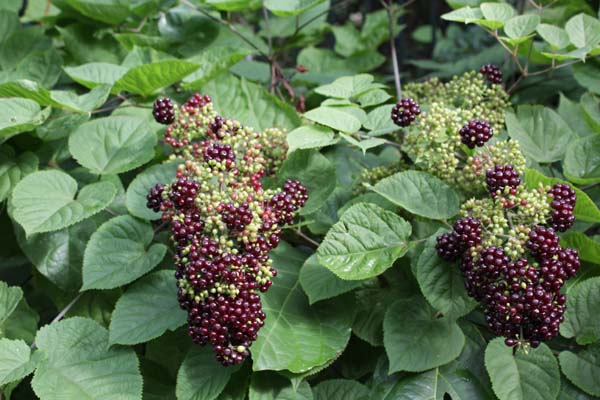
left=549, top=183, right=576, bottom=207
left=168, top=177, right=200, bottom=210
left=146, top=183, right=164, bottom=212
left=391, top=98, right=421, bottom=127
left=558, top=248, right=580, bottom=279
left=459, top=119, right=493, bottom=148
left=480, top=64, right=503, bottom=84
left=526, top=226, right=559, bottom=261
left=486, top=164, right=520, bottom=197
left=435, top=233, right=462, bottom=261
left=550, top=200, right=575, bottom=232
left=184, top=93, right=211, bottom=109
left=453, top=216, right=483, bottom=249
left=153, top=98, right=175, bottom=125
left=221, top=203, right=253, bottom=231
left=203, top=143, right=235, bottom=168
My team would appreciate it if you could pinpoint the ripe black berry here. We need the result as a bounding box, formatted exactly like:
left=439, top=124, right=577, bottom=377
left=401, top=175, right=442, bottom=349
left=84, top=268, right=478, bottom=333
left=526, top=226, right=559, bottom=261
left=436, top=233, right=462, bottom=261
left=480, top=64, right=503, bottom=84
left=391, top=98, right=421, bottom=127
left=146, top=183, right=164, bottom=212
left=168, top=177, right=200, bottom=210
left=453, top=216, right=483, bottom=249
left=558, top=248, right=580, bottom=279
left=485, top=164, right=520, bottom=197
left=203, top=143, right=235, bottom=168
left=269, top=180, right=308, bottom=226
left=549, top=183, right=576, bottom=207
left=550, top=200, right=575, bottom=232
left=153, top=98, right=175, bottom=125
left=459, top=119, right=493, bottom=148
left=220, top=203, right=253, bottom=231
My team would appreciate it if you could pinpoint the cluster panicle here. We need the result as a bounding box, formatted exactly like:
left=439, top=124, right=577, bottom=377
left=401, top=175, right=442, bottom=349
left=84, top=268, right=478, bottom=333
left=436, top=159, right=580, bottom=348
left=401, top=70, right=511, bottom=193
left=146, top=94, right=307, bottom=366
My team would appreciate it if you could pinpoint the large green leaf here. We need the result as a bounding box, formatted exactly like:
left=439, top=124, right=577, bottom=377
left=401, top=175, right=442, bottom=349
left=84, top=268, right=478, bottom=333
left=314, top=74, right=380, bottom=99
left=62, top=0, right=130, bottom=24
left=416, top=230, right=477, bottom=320
left=299, top=254, right=363, bottom=305
left=286, top=125, right=338, bottom=155
left=441, top=7, right=484, bottom=23
left=126, top=161, right=180, bottom=220
left=49, top=85, right=112, bottom=113
left=536, top=24, right=570, bottom=50
left=82, top=215, right=166, bottom=290
left=0, top=98, right=49, bottom=138
left=109, top=270, right=187, bottom=345
left=277, top=149, right=336, bottom=215
left=561, top=277, right=600, bottom=345
left=15, top=214, right=108, bottom=291
left=252, top=242, right=353, bottom=373
left=182, top=47, right=251, bottom=89
left=303, top=107, right=362, bottom=133
left=0, top=339, right=39, bottom=386
left=504, top=15, right=539, bottom=39
left=0, top=80, right=52, bottom=105
left=203, top=73, right=300, bottom=131
left=176, top=346, right=238, bottom=400
left=0, top=282, right=22, bottom=324
left=559, top=343, right=600, bottom=397
left=0, top=145, right=37, bottom=202
left=313, top=379, right=369, bottom=400
left=573, top=63, right=600, bottom=96
left=368, top=171, right=460, bottom=220
left=114, top=60, right=199, bottom=96
left=69, top=116, right=156, bottom=175
left=64, top=62, right=128, bottom=89
left=249, top=372, right=313, bottom=400
left=11, top=170, right=116, bottom=236
left=31, top=317, right=143, bottom=400
left=524, top=169, right=600, bottom=223
left=383, top=297, right=465, bottom=373
left=1, top=298, right=39, bottom=344
left=317, top=203, right=411, bottom=280
left=484, top=338, right=560, bottom=400
left=505, top=106, right=575, bottom=163
left=565, top=13, right=600, bottom=49
left=264, top=0, right=325, bottom=16
left=563, top=134, right=600, bottom=185
left=375, top=364, right=491, bottom=400
left=205, top=0, right=260, bottom=11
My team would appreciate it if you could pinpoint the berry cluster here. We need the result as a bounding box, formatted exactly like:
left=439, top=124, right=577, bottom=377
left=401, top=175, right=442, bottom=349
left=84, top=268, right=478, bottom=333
left=147, top=94, right=306, bottom=365
left=153, top=98, right=175, bottom=125
left=549, top=184, right=576, bottom=232
left=459, top=119, right=493, bottom=149
left=391, top=98, right=421, bottom=127
left=480, top=64, right=503, bottom=84
left=401, top=70, right=511, bottom=192
left=436, top=174, right=580, bottom=348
